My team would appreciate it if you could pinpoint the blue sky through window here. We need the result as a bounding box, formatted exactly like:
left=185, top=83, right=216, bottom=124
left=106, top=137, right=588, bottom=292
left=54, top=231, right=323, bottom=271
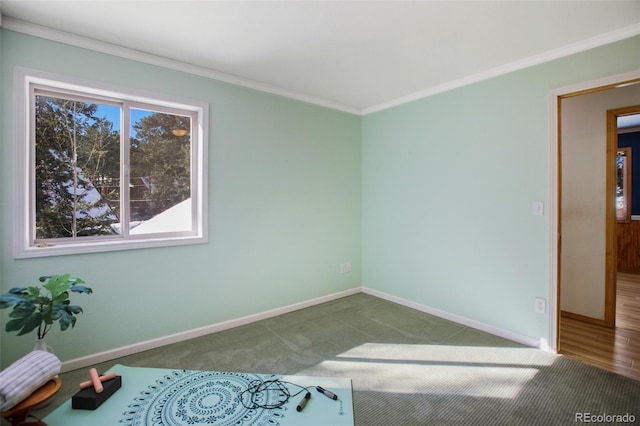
left=95, top=105, right=153, bottom=138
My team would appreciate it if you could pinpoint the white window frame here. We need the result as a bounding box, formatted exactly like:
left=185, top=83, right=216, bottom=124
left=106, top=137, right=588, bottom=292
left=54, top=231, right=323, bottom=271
left=13, top=67, right=208, bottom=258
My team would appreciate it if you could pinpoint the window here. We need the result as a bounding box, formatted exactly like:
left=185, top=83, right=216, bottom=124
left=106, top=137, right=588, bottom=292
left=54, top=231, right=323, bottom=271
left=14, top=69, right=208, bottom=258
left=617, top=147, right=632, bottom=222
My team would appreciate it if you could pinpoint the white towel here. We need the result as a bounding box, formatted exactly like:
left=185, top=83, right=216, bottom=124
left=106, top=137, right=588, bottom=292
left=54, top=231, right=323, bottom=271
left=0, top=350, right=61, bottom=411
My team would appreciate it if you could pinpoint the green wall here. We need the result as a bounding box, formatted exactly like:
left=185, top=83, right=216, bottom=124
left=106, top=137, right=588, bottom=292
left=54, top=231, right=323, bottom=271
left=362, top=36, right=640, bottom=342
left=0, top=30, right=362, bottom=368
left=1, top=27, right=639, bottom=369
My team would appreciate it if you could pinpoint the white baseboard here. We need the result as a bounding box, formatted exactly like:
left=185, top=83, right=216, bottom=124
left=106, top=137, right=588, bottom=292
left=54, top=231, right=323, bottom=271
left=61, top=287, right=363, bottom=372
left=62, top=285, right=546, bottom=372
left=361, top=287, right=544, bottom=349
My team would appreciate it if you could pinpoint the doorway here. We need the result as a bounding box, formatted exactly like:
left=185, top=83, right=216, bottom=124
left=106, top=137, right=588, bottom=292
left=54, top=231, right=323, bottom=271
left=553, top=73, right=640, bottom=379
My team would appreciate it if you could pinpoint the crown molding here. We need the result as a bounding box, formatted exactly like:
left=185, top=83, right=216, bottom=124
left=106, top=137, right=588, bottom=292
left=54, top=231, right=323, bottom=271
left=2, top=17, right=639, bottom=117
left=0, top=17, right=361, bottom=116
left=362, top=23, right=640, bottom=115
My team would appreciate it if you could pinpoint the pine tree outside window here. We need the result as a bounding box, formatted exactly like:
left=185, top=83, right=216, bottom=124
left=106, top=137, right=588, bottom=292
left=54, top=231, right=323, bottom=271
left=14, top=69, right=208, bottom=258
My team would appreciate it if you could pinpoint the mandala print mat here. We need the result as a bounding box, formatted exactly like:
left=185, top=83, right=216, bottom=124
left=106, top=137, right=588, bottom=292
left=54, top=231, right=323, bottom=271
left=44, top=364, right=354, bottom=426
left=121, top=369, right=286, bottom=425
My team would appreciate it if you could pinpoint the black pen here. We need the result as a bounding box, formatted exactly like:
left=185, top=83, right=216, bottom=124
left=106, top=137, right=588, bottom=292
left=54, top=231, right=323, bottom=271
left=316, top=385, right=338, bottom=400
left=296, top=391, right=311, bottom=412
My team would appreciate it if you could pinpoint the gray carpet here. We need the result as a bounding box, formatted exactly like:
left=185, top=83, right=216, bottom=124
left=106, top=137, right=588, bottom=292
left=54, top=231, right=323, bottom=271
left=29, top=293, right=640, bottom=425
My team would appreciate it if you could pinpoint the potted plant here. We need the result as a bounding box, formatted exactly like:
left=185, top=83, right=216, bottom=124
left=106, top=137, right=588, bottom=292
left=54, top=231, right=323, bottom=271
left=0, top=274, right=92, bottom=351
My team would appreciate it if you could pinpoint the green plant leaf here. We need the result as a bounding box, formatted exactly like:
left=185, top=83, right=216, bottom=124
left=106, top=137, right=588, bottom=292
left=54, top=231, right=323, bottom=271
left=65, top=305, right=84, bottom=315
left=2, top=274, right=91, bottom=338
left=57, top=309, right=73, bottom=331
left=50, top=303, right=65, bottom=321
left=70, top=285, right=93, bottom=295
left=8, top=303, right=36, bottom=317
left=68, top=277, right=86, bottom=285
left=58, top=304, right=83, bottom=331
left=34, top=295, right=52, bottom=305
left=42, top=274, right=72, bottom=299
left=6, top=310, right=43, bottom=336
left=18, top=312, right=44, bottom=336
left=26, top=286, right=41, bottom=299
left=5, top=318, right=26, bottom=333
left=66, top=304, right=84, bottom=315
left=0, top=288, right=28, bottom=309
left=51, top=291, right=70, bottom=305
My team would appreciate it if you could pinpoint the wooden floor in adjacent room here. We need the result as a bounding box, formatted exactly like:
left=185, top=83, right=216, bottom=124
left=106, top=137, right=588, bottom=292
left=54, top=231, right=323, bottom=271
left=559, top=272, right=640, bottom=381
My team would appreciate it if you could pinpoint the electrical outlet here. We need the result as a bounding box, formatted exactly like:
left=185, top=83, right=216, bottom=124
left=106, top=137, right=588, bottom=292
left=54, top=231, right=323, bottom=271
left=339, top=262, right=352, bottom=274
left=535, top=297, right=546, bottom=314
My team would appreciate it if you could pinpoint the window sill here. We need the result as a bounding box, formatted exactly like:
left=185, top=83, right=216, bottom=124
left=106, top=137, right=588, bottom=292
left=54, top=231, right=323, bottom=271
left=14, top=234, right=207, bottom=259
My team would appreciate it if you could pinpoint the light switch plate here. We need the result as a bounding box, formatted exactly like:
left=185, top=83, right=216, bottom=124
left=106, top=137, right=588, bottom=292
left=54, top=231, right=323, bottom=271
left=533, top=201, right=544, bottom=216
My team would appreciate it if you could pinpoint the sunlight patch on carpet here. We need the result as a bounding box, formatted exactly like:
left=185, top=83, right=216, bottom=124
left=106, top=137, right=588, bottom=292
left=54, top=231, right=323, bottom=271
left=299, top=343, right=555, bottom=399
left=336, top=343, right=555, bottom=366
left=311, top=360, right=538, bottom=399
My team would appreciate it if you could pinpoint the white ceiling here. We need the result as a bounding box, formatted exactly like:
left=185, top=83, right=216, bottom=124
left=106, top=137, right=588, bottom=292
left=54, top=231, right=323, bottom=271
left=1, top=1, right=639, bottom=114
